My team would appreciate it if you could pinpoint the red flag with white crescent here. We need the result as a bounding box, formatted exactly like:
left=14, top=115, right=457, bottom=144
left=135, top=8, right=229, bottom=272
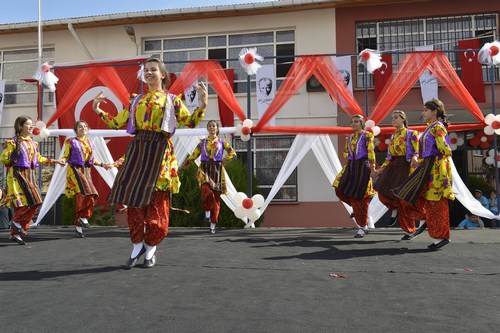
left=373, top=54, right=393, bottom=101
left=458, top=38, right=485, bottom=103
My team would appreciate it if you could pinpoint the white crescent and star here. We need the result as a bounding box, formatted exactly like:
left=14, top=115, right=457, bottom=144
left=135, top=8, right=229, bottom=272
left=464, top=48, right=476, bottom=62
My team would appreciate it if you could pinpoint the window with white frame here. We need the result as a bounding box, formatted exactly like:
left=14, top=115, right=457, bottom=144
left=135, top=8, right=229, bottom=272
left=233, top=135, right=297, bottom=202
left=143, top=30, right=295, bottom=94
left=0, top=47, right=55, bottom=105
left=355, top=13, right=498, bottom=88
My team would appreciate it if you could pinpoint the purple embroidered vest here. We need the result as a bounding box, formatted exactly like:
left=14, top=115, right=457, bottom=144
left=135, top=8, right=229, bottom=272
left=11, top=136, right=39, bottom=168
left=67, top=137, right=94, bottom=166
left=200, top=138, right=224, bottom=162
left=347, top=131, right=368, bottom=161
left=420, top=121, right=450, bottom=158
left=405, top=129, right=417, bottom=160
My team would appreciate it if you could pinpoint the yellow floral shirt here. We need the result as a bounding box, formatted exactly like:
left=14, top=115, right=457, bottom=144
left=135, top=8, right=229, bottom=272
left=380, top=128, right=419, bottom=168
left=1, top=136, right=51, bottom=207
left=186, top=136, right=237, bottom=194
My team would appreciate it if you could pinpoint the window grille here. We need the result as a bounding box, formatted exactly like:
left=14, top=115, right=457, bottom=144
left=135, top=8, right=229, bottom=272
left=233, top=135, right=298, bottom=202
left=355, top=13, right=499, bottom=88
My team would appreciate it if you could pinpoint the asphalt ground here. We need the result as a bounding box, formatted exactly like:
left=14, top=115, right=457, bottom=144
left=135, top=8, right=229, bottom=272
left=1, top=225, right=499, bottom=333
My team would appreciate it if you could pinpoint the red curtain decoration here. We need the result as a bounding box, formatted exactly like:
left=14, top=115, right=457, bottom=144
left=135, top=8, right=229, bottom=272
left=253, top=55, right=363, bottom=133
left=370, top=52, right=437, bottom=124
left=428, top=53, right=485, bottom=123
left=458, top=38, right=485, bottom=103
left=169, top=60, right=246, bottom=121
left=218, top=69, right=235, bottom=127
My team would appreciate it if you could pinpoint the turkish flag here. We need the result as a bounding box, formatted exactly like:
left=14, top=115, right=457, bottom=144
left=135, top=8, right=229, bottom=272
left=218, top=69, right=235, bottom=127
left=373, top=54, right=393, bottom=100
left=458, top=39, right=485, bottom=103
left=54, top=57, right=147, bottom=208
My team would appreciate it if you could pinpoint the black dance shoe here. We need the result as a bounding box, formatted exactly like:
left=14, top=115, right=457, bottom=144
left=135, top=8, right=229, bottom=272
left=124, top=246, right=146, bottom=269
left=9, top=221, right=25, bottom=234
left=427, top=239, right=450, bottom=250
left=401, top=234, right=413, bottom=241
left=414, top=223, right=427, bottom=236
left=142, top=254, right=156, bottom=268
left=10, top=235, right=26, bottom=245
left=76, top=230, right=85, bottom=238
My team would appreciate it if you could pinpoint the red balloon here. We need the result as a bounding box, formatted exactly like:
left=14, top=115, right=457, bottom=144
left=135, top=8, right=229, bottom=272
left=244, top=53, right=255, bottom=65
left=490, top=45, right=499, bottom=57
left=241, top=127, right=251, bottom=135
left=361, top=51, right=370, bottom=61
left=469, top=137, right=480, bottom=147
left=480, top=141, right=490, bottom=149
left=487, top=135, right=494, bottom=142
left=496, top=155, right=500, bottom=162
left=450, top=138, right=457, bottom=144
left=377, top=143, right=387, bottom=151
left=492, top=120, right=500, bottom=130
left=242, top=198, right=253, bottom=209
left=33, top=128, right=40, bottom=135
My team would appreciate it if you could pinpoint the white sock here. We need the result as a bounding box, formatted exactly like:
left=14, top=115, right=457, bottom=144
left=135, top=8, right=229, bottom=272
left=391, top=209, right=398, bottom=218
left=13, top=234, right=22, bottom=241
left=12, top=221, right=22, bottom=229
left=144, top=244, right=156, bottom=260
left=418, top=220, right=426, bottom=228
left=357, top=228, right=365, bottom=235
left=80, top=217, right=89, bottom=224
left=210, top=222, right=216, bottom=230
left=75, top=226, right=83, bottom=233
left=433, top=238, right=443, bottom=244
left=131, top=242, right=144, bottom=259
left=205, top=211, right=210, bottom=218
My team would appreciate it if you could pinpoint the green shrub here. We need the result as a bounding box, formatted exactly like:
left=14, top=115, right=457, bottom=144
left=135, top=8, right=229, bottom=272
left=467, top=175, right=493, bottom=196
left=61, top=195, right=115, bottom=226
left=171, top=158, right=264, bottom=228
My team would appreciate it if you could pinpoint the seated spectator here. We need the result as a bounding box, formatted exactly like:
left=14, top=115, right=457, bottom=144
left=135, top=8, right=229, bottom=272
left=488, top=191, right=500, bottom=228
left=457, top=213, right=484, bottom=229
left=474, top=189, right=489, bottom=209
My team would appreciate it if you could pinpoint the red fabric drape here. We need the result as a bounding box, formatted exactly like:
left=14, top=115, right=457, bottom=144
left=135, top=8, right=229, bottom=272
left=428, top=53, right=485, bottom=123
left=370, top=52, right=437, bottom=124
left=218, top=69, right=235, bottom=127
left=169, top=60, right=246, bottom=121
left=254, top=56, right=363, bottom=132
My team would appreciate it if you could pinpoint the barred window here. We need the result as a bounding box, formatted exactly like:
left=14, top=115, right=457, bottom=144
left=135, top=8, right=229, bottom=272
left=233, top=135, right=297, bottom=202
left=143, top=30, right=295, bottom=94
left=0, top=47, right=55, bottom=105
left=355, top=13, right=499, bottom=88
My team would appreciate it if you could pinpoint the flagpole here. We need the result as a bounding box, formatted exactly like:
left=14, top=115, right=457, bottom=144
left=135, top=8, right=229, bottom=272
left=37, top=0, right=44, bottom=121
left=491, top=64, right=499, bottom=214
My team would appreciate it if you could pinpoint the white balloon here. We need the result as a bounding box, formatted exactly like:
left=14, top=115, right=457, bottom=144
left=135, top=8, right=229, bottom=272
left=484, top=126, right=495, bottom=136
left=235, top=123, right=243, bottom=135
left=234, top=192, right=247, bottom=206
left=243, top=119, right=254, bottom=128
left=494, top=114, right=500, bottom=122
left=247, top=209, right=261, bottom=222
left=485, top=114, right=495, bottom=125
left=365, top=120, right=375, bottom=128
left=497, top=161, right=500, bottom=168
left=35, top=120, right=46, bottom=130
left=489, top=149, right=496, bottom=156
left=481, top=136, right=488, bottom=142
left=495, top=129, right=500, bottom=135
left=234, top=206, right=248, bottom=219
left=252, top=194, right=265, bottom=207
left=372, top=126, right=381, bottom=136
left=485, top=156, right=494, bottom=165
left=40, top=128, right=50, bottom=139
left=241, top=134, right=251, bottom=142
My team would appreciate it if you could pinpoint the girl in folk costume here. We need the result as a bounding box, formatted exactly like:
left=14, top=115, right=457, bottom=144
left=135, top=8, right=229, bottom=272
left=61, top=120, right=112, bottom=238
left=395, top=99, right=454, bottom=250
left=1, top=116, right=65, bottom=245
left=185, top=120, right=237, bottom=234
left=333, top=114, right=376, bottom=238
left=372, top=110, right=426, bottom=240
left=93, top=57, right=207, bottom=269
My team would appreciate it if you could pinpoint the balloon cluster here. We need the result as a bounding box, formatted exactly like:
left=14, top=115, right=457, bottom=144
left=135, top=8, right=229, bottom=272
left=478, top=41, right=500, bottom=65
left=468, top=130, right=492, bottom=149
left=358, top=49, right=383, bottom=74
left=239, top=48, right=263, bottom=75
left=236, top=119, right=254, bottom=142
left=364, top=119, right=381, bottom=136
left=33, top=120, right=50, bottom=142
left=32, top=62, right=59, bottom=92
left=233, top=192, right=265, bottom=222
